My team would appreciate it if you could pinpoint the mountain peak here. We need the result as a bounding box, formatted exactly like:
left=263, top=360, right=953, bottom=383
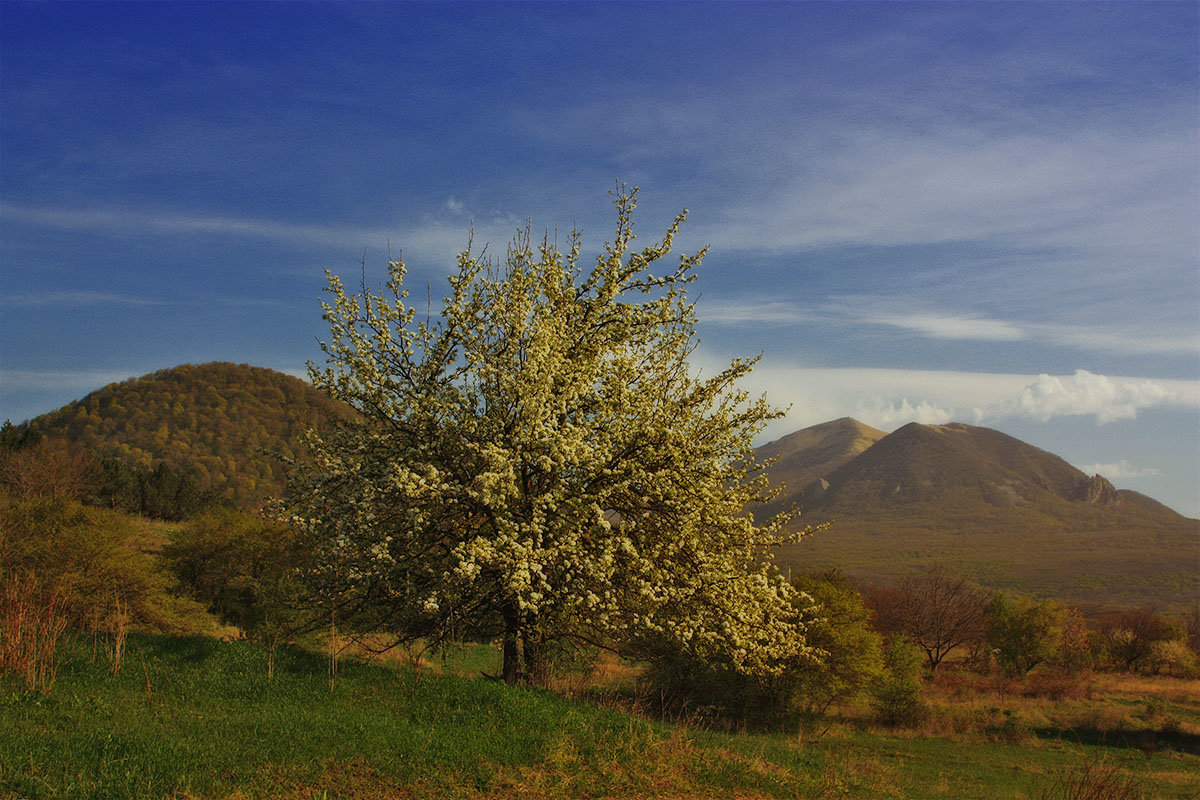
left=755, top=418, right=886, bottom=515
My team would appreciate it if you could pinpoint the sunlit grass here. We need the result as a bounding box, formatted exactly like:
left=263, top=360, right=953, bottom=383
left=2, top=634, right=1198, bottom=799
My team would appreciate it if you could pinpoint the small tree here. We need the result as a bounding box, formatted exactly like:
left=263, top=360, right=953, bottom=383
left=986, top=593, right=1065, bottom=677
left=1055, top=606, right=1091, bottom=673
left=164, top=507, right=303, bottom=633
left=288, top=188, right=814, bottom=684
left=872, top=635, right=927, bottom=726
left=1098, top=607, right=1174, bottom=672
left=869, top=565, right=988, bottom=672
left=787, top=571, right=884, bottom=717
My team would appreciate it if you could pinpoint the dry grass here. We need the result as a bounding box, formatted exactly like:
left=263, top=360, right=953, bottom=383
left=0, top=570, right=70, bottom=692
left=1029, top=754, right=1146, bottom=800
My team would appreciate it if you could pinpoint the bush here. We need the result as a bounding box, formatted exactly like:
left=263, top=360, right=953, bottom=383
left=1145, top=639, right=1199, bottom=678
left=872, top=635, right=928, bottom=727
left=787, top=572, right=884, bottom=717
left=163, top=507, right=304, bottom=635
left=0, top=493, right=211, bottom=635
left=1096, top=607, right=1175, bottom=672
left=986, top=593, right=1066, bottom=677
left=637, top=572, right=884, bottom=727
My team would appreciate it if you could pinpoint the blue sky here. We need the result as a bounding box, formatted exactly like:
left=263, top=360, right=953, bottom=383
left=2, top=1, right=1198, bottom=515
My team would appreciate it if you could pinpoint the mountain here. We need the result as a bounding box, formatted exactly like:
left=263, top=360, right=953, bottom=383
left=757, top=417, right=885, bottom=516
left=757, top=419, right=1199, bottom=610
left=28, top=362, right=351, bottom=505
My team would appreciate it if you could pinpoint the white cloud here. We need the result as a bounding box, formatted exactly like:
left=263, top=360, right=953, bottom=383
left=444, top=196, right=465, bottom=214
left=996, top=369, right=1183, bottom=424
left=863, top=312, right=1026, bottom=342
left=694, top=355, right=1200, bottom=438
left=855, top=397, right=956, bottom=427
left=1075, top=460, right=1161, bottom=480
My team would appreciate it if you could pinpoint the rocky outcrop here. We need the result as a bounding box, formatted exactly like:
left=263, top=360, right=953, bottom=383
left=1072, top=474, right=1122, bottom=506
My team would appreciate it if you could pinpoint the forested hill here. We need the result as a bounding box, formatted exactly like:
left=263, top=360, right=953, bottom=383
left=29, top=362, right=351, bottom=505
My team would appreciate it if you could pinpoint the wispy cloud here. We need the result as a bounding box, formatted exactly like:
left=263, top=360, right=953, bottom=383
left=0, top=202, right=525, bottom=267
left=696, top=300, right=818, bottom=325
left=0, top=202, right=386, bottom=248
left=0, top=368, right=136, bottom=394
left=701, top=298, right=1198, bottom=356
left=863, top=312, right=1026, bottom=342
left=1, top=291, right=166, bottom=308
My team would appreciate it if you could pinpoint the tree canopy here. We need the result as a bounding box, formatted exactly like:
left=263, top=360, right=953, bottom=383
left=27, top=362, right=351, bottom=505
left=288, top=188, right=814, bottom=683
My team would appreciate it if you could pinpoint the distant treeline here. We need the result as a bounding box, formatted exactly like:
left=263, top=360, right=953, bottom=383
left=1, top=420, right=215, bottom=520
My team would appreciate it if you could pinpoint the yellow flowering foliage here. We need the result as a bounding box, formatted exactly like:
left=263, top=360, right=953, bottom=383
left=289, top=188, right=816, bottom=682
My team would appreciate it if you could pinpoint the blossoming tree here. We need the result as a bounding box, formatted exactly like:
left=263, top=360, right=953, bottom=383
left=288, top=188, right=814, bottom=684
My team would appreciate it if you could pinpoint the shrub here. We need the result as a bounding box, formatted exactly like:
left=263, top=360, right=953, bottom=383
left=987, top=593, right=1066, bottom=677
left=871, top=635, right=928, bottom=727
left=1144, top=639, right=1199, bottom=678
left=1030, top=755, right=1144, bottom=800
left=1096, top=608, right=1174, bottom=672
left=0, top=493, right=211, bottom=635
left=163, top=507, right=304, bottom=635
left=637, top=572, right=884, bottom=727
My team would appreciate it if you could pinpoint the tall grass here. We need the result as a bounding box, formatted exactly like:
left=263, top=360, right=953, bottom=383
left=0, top=571, right=70, bottom=692
left=1031, top=754, right=1145, bottom=800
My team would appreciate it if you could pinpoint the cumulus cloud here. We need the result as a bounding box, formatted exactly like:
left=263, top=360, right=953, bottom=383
left=995, top=369, right=1181, bottom=424
left=693, top=353, right=1200, bottom=438
left=444, top=196, right=465, bottom=214
left=854, top=397, right=956, bottom=427
left=1075, top=460, right=1161, bottom=480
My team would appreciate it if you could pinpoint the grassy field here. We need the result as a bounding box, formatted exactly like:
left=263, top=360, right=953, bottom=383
left=775, top=512, right=1200, bottom=612
left=2, top=634, right=1198, bottom=799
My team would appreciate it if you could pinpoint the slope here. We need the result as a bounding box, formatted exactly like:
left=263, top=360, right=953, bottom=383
left=755, top=417, right=886, bottom=517
left=29, top=362, right=351, bottom=506
left=761, top=420, right=1199, bottom=610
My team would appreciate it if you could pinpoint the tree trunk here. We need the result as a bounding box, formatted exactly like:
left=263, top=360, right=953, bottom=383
left=523, top=633, right=545, bottom=687
left=502, top=604, right=521, bottom=684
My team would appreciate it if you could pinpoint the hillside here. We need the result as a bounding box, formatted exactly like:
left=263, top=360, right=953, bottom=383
left=756, top=417, right=886, bottom=517
left=759, top=419, right=1199, bottom=609
left=29, top=362, right=351, bottom=505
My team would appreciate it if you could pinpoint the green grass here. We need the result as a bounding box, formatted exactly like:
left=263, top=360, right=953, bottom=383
left=3, top=634, right=1198, bottom=799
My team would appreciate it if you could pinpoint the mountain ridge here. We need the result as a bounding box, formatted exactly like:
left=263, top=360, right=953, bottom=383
left=756, top=417, right=1198, bottom=609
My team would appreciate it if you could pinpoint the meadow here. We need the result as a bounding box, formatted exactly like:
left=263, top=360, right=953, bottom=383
left=2, top=633, right=1197, bottom=800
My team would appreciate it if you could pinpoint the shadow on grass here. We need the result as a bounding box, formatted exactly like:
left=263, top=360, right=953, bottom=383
left=142, top=633, right=222, bottom=662
left=1036, top=726, right=1200, bottom=756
